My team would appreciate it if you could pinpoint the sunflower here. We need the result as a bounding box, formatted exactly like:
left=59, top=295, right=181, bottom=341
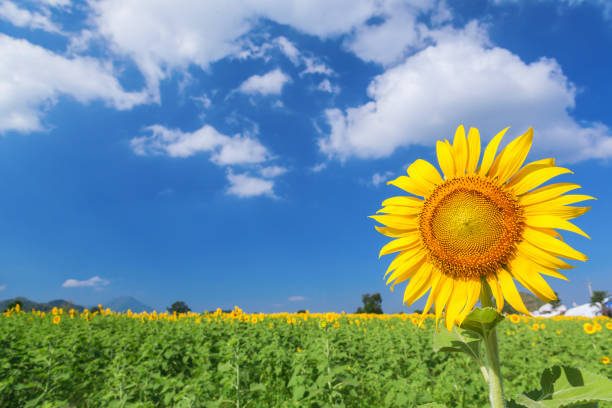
left=371, top=126, right=593, bottom=330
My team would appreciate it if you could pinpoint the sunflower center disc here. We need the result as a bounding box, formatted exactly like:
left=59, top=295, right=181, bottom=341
left=419, top=176, right=523, bottom=278
left=431, top=190, right=504, bottom=256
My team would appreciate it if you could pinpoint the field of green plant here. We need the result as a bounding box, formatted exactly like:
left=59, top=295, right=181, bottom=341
left=1, top=307, right=610, bottom=408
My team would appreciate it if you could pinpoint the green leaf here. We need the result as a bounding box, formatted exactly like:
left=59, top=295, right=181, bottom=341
left=459, top=307, right=505, bottom=337
left=433, top=325, right=481, bottom=362
left=292, top=385, right=306, bottom=400
left=418, top=403, right=449, bottom=408
left=513, top=365, right=612, bottom=408
left=249, top=383, right=265, bottom=392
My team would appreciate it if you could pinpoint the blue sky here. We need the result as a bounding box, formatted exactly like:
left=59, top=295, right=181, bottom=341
left=0, top=0, right=611, bottom=313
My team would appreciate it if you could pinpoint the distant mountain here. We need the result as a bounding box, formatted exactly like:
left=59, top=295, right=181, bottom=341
left=103, top=296, right=153, bottom=313
left=0, top=297, right=86, bottom=312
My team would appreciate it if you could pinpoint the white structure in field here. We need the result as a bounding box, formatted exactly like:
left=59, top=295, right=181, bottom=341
left=532, top=297, right=610, bottom=318
left=531, top=303, right=567, bottom=317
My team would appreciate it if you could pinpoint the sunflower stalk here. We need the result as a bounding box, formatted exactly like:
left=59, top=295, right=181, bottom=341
left=479, top=282, right=505, bottom=408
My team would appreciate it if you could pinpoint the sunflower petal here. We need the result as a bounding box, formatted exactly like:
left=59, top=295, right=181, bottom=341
left=516, top=241, right=574, bottom=270
left=436, top=140, right=455, bottom=180
left=497, top=268, right=530, bottom=315
left=377, top=205, right=422, bottom=216
left=537, top=268, right=569, bottom=281
left=385, top=246, right=424, bottom=276
left=486, top=274, right=505, bottom=312
left=525, top=215, right=590, bottom=239
left=388, top=255, right=427, bottom=288
left=456, top=279, right=481, bottom=324
left=509, top=167, right=573, bottom=196
left=466, top=127, right=481, bottom=174
left=506, top=158, right=554, bottom=187
left=550, top=194, right=596, bottom=206
left=401, top=263, right=434, bottom=305
left=407, top=159, right=444, bottom=186
left=374, top=226, right=417, bottom=238
left=445, top=280, right=468, bottom=331
left=381, top=196, right=424, bottom=207
left=489, top=127, right=533, bottom=183
left=478, top=127, right=509, bottom=177
left=519, top=183, right=581, bottom=206
left=387, top=176, right=431, bottom=198
left=531, top=227, right=563, bottom=240
left=522, top=227, right=588, bottom=261
left=390, top=258, right=429, bottom=290
left=435, top=276, right=453, bottom=325
left=453, top=125, right=468, bottom=176
left=370, top=214, right=419, bottom=230
left=525, top=205, right=590, bottom=220
left=509, top=257, right=556, bottom=302
left=386, top=250, right=427, bottom=283
left=420, top=270, right=443, bottom=320
left=379, top=234, right=422, bottom=257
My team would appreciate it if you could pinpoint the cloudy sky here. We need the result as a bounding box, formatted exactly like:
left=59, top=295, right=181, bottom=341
left=0, top=0, right=610, bottom=312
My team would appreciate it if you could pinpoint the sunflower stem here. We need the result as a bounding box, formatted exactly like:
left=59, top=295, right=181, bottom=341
left=480, top=283, right=506, bottom=408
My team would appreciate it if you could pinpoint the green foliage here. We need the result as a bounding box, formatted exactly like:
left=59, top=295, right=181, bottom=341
left=356, top=293, right=383, bottom=314
left=167, top=301, right=191, bottom=314
left=512, top=366, right=612, bottom=407
left=591, top=291, right=608, bottom=306
left=0, top=312, right=610, bottom=407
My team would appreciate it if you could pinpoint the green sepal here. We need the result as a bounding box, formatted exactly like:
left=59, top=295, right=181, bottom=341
left=459, top=307, right=505, bottom=337
left=511, top=365, right=612, bottom=408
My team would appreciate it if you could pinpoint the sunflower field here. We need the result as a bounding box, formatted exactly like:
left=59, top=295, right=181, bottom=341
left=1, top=306, right=611, bottom=408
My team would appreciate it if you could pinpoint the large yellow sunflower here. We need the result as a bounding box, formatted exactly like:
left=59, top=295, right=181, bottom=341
left=371, top=126, right=594, bottom=330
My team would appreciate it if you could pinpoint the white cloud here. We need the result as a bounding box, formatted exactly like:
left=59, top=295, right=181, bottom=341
left=260, top=165, right=287, bottom=178
left=344, top=10, right=424, bottom=66
left=131, top=124, right=270, bottom=165
left=0, top=1, right=57, bottom=31
left=311, top=162, right=327, bottom=172
left=276, top=36, right=300, bottom=65
left=192, top=93, right=212, bottom=109
left=62, top=276, right=109, bottom=288
left=317, top=79, right=340, bottom=94
left=238, top=69, right=291, bottom=96
left=86, top=0, right=440, bottom=96
left=226, top=171, right=276, bottom=198
left=131, top=124, right=285, bottom=199
left=372, top=171, right=394, bottom=186
left=0, top=1, right=61, bottom=33
left=0, top=284, right=5, bottom=291
left=319, top=22, right=612, bottom=163
left=0, top=34, right=149, bottom=133
left=288, top=296, right=305, bottom=302
left=301, top=56, right=334, bottom=76
left=36, top=0, right=71, bottom=7
left=239, top=35, right=333, bottom=77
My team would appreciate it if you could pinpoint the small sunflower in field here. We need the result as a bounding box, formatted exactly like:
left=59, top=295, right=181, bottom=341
left=53, top=315, right=60, bottom=324
left=602, top=356, right=611, bottom=365
left=584, top=323, right=596, bottom=334
left=372, top=125, right=593, bottom=330
left=509, top=315, right=521, bottom=324
left=606, top=322, right=612, bottom=330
